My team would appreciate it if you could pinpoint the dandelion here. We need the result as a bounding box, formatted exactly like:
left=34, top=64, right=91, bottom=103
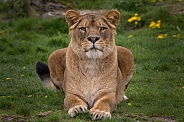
left=157, top=34, right=164, bottom=39
left=182, top=86, right=184, bottom=89
left=44, top=95, right=48, bottom=98
left=128, top=35, right=134, bottom=38
left=149, top=21, right=156, bottom=28
left=135, top=21, right=138, bottom=25
left=151, top=0, right=156, bottom=2
left=173, top=34, right=181, bottom=38
left=157, top=34, right=168, bottom=39
left=28, top=95, right=32, bottom=98
left=6, top=78, right=11, bottom=80
left=149, top=20, right=161, bottom=29
left=134, top=13, right=138, bottom=16
left=128, top=103, right=132, bottom=106
left=137, top=17, right=141, bottom=21
left=164, top=34, right=168, bottom=37
left=155, top=24, right=161, bottom=28
left=128, top=17, right=138, bottom=23
left=7, top=96, right=12, bottom=98
left=0, top=30, right=6, bottom=34
left=151, top=0, right=163, bottom=3
left=157, top=20, right=161, bottom=23
left=128, top=13, right=141, bottom=28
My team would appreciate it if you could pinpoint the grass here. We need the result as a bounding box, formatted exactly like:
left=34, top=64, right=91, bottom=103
left=0, top=0, right=184, bottom=121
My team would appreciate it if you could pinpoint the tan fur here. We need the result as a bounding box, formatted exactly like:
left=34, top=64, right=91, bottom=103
left=45, top=10, right=134, bottom=120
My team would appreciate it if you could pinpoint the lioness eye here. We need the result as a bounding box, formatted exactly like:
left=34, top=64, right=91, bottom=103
left=79, top=27, right=86, bottom=32
left=100, top=27, right=107, bottom=31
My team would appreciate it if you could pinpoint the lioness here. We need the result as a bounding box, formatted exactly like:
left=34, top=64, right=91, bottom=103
left=36, top=10, right=134, bottom=120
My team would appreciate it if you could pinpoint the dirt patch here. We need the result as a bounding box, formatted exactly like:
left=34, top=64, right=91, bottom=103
left=122, top=113, right=176, bottom=122
left=0, top=115, right=30, bottom=122
left=167, top=1, right=184, bottom=14
left=42, top=9, right=107, bottom=18
left=25, top=0, right=106, bottom=18
left=153, top=116, right=176, bottom=122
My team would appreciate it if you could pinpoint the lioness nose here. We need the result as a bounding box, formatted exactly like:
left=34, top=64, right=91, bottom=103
left=87, top=36, right=100, bottom=43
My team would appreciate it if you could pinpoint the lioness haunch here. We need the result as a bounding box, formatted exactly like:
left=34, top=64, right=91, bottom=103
left=36, top=9, right=134, bottom=120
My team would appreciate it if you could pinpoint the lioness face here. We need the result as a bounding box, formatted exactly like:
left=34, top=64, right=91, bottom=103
left=66, top=10, right=120, bottom=59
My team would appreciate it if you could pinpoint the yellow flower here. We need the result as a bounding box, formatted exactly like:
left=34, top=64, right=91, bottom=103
left=137, top=17, right=141, bottom=21
left=128, top=103, right=132, bottom=106
left=157, top=34, right=168, bottom=39
left=157, top=34, right=164, bottom=39
left=173, top=34, right=181, bottom=38
left=131, top=16, right=138, bottom=21
left=151, top=0, right=156, bottom=2
left=7, top=96, right=12, bottom=98
left=6, top=78, right=11, bottom=80
left=128, top=17, right=138, bottom=23
left=44, top=95, right=48, bottom=98
left=182, top=86, right=184, bottom=89
left=28, top=95, right=32, bottom=98
left=149, top=20, right=161, bottom=29
left=0, top=30, right=6, bottom=34
left=134, top=21, right=138, bottom=25
left=164, top=34, right=168, bottom=37
left=157, top=20, right=161, bottom=23
left=128, top=18, right=133, bottom=23
left=128, top=14, right=141, bottom=27
left=149, top=21, right=156, bottom=28
left=159, top=0, right=163, bottom=2
left=155, top=23, right=161, bottom=28
left=128, top=35, right=134, bottom=38
left=134, top=13, right=138, bottom=16
left=22, top=66, right=26, bottom=69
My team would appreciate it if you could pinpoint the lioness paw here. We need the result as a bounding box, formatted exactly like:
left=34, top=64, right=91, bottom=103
left=68, top=105, right=88, bottom=117
left=90, top=109, right=111, bottom=120
left=123, top=95, right=128, bottom=100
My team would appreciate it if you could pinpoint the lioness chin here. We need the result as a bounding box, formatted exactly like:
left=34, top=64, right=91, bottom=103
left=36, top=9, right=134, bottom=120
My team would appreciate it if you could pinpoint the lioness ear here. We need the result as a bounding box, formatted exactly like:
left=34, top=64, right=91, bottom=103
left=65, top=10, right=81, bottom=27
left=105, top=10, right=120, bottom=26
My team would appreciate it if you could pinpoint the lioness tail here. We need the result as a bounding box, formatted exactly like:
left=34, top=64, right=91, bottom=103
left=36, top=62, right=56, bottom=89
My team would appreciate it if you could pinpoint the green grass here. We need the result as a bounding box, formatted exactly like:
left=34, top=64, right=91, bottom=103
left=0, top=0, right=184, bottom=122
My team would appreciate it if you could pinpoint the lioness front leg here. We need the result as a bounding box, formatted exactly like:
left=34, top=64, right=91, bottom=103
left=90, top=92, right=117, bottom=120
left=64, top=94, right=88, bottom=117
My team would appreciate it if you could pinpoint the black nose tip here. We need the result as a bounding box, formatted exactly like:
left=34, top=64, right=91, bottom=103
left=87, top=36, right=100, bottom=43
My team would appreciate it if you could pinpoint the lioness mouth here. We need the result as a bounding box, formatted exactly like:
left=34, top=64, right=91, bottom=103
left=91, top=45, right=98, bottom=50
left=86, top=48, right=103, bottom=59
left=90, top=44, right=102, bottom=51
left=89, top=47, right=101, bottom=52
left=84, top=48, right=99, bottom=52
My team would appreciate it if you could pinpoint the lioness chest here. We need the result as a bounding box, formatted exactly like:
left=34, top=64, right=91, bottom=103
left=65, top=59, right=117, bottom=108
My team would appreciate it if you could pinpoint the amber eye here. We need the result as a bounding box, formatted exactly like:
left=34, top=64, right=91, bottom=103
left=100, top=27, right=107, bottom=31
left=79, top=27, right=86, bottom=32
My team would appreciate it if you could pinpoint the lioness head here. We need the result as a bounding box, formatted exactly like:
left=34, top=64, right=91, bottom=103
left=66, top=10, right=120, bottom=59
